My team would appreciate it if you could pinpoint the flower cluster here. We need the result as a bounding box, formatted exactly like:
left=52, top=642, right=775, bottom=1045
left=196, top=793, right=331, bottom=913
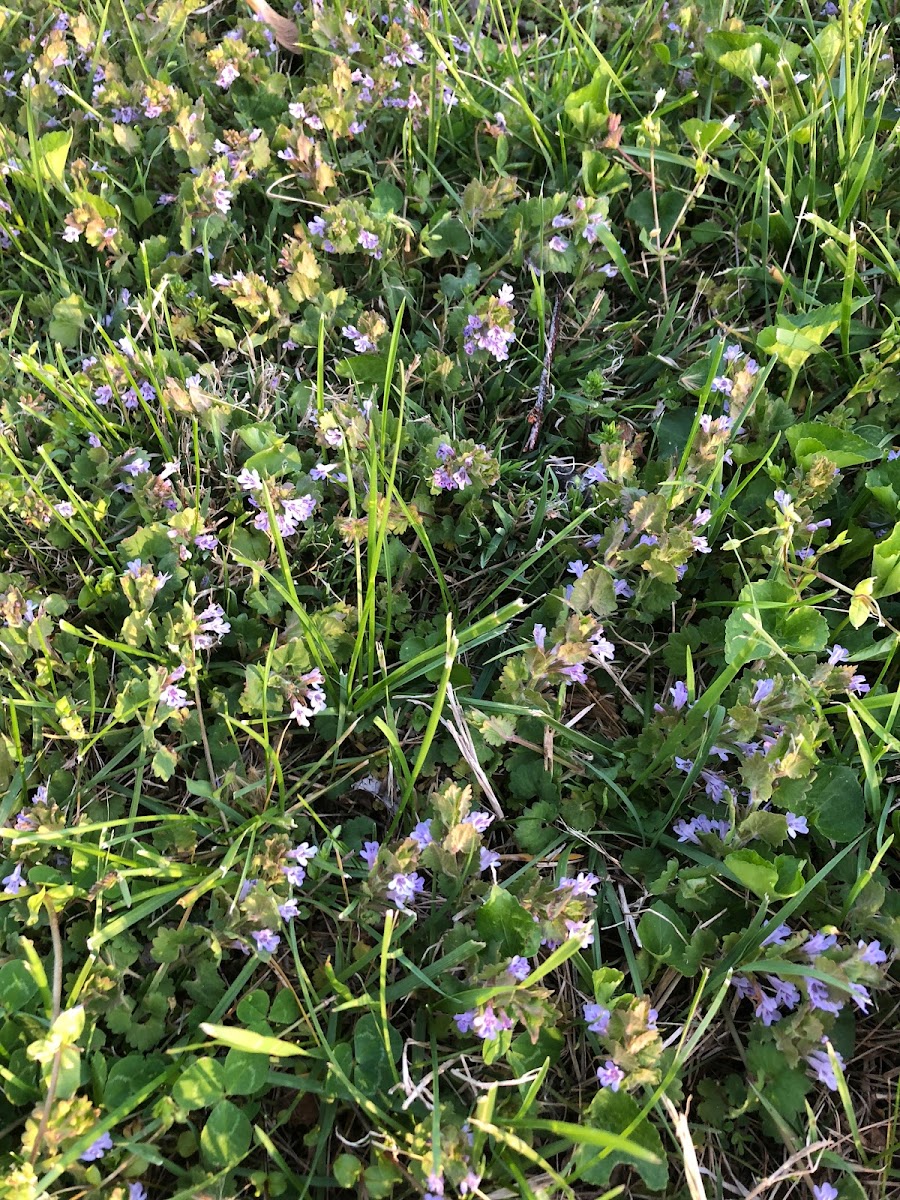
left=428, top=438, right=500, bottom=497
left=731, top=925, right=889, bottom=1089
left=461, top=285, right=516, bottom=362
left=237, top=467, right=317, bottom=538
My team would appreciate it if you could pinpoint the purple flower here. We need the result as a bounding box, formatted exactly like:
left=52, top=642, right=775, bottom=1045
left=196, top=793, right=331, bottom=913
left=454, top=1009, right=476, bottom=1033
left=479, top=848, right=500, bottom=873
left=561, top=663, right=588, bottom=684
left=410, top=819, right=433, bottom=848
left=806, top=977, right=843, bottom=1014
left=506, top=956, right=530, bottom=981
left=568, top=559, right=588, bottom=578
left=533, top=624, right=547, bottom=650
left=806, top=1044, right=844, bottom=1091
left=2, top=864, right=26, bottom=894
left=711, top=375, right=733, bottom=395
left=761, top=922, right=791, bottom=946
left=673, top=818, right=700, bottom=845
left=732, top=975, right=755, bottom=999
left=674, top=756, right=693, bottom=773
left=754, top=993, right=782, bottom=1026
left=459, top=1171, right=482, bottom=1196
left=360, top=841, right=380, bottom=869
left=278, top=899, right=300, bottom=920
left=160, top=685, right=190, bottom=708
left=473, top=1004, right=509, bottom=1040
left=358, top=229, right=381, bottom=256
left=549, top=235, right=569, bottom=252
left=828, top=645, right=850, bottom=665
left=848, top=674, right=870, bottom=695
left=669, top=680, right=689, bottom=709
left=766, top=976, right=800, bottom=1011
left=584, top=462, right=608, bottom=485
left=129, top=1185, right=148, bottom=1200
left=386, top=871, right=425, bottom=911
left=812, top=1184, right=838, bottom=1200
left=80, top=1131, right=113, bottom=1162
left=849, top=983, right=872, bottom=1013
left=785, top=812, right=808, bottom=838
left=252, top=928, right=281, bottom=953
left=217, top=63, right=240, bottom=89
left=597, top=1060, right=625, bottom=1091
left=122, top=457, right=150, bottom=477
left=564, top=918, right=595, bottom=946
left=584, top=1003, right=610, bottom=1034
left=702, top=770, right=728, bottom=803
left=464, top=810, right=494, bottom=834
left=287, top=842, right=318, bottom=867
left=556, top=872, right=599, bottom=897
left=751, top=678, right=775, bottom=705
left=858, top=939, right=887, bottom=964
left=804, top=932, right=837, bottom=958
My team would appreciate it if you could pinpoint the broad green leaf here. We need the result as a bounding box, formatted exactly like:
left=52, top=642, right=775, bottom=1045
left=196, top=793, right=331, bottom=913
left=785, top=422, right=882, bottom=470
left=569, top=565, right=617, bottom=617
left=49, top=295, right=89, bottom=348
left=806, top=765, right=865, bottom=842
left=34, top=129, right=72, bottom=187
left=681, top=116, right=736, bottom=156
left=475, top=885, right=542, bottom=957
left=571, top=1088, right=667, bottom=1189
left=352, top=1013, right=401, bottom=1093
left=865, top=461, right=900, bottom=514
left=200, top=1098, right=253, bottom=1169
left=724, top=849, right=778, bottom=898
left=223, top=1048, right=269, bottom=1096
left=333, top=1154, right=362, bottom=1188
left=173, top=1056, right=225, bottom=1111
left=0, top=960, right=38, bottom=1011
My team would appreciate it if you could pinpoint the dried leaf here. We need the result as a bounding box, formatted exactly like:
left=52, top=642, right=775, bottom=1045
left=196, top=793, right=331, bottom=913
left=245, top=0, right=301, bottom=52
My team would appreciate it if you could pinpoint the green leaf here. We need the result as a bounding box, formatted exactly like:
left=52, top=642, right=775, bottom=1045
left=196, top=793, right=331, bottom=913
left=103, top=1055, right=167, bottom=1112
left=200, top=1098, right=253, bottom=1169
left=49, top=295, right=90, bottom=347
left=173, top=1056, right=225, bottom=1111
left=419, top=214, right=470, bottom=258
left=759, top=306, right=850, bottom=373
left=724, top=849, right=777, bottom=898
left=571, top=1088, right=668, bottom=1190
left=872, top=522, right=900, bottom=598
left=475, top=885, right=542, bottom=958
left=785, top=422, right=882, bottom=470
left=352, top=1013, right=401, bottom=1093
left=34, top=129, right=72, bottom=187
left=223, top=1048, right=269, bottom=1096
left=737, top=810, right=788, bottom=846
left=681, top=116, right=736, bottom=156
left=151, top=745, right=179, bottom=780
left=0, top=960, right=38, bottom=1011
left=865, top=461, right=900, bottom=514
left=333, top=1154, right=362, bottom=1188
left=725, top=850, right=804, bottom=898
left=200, top=1022, right=311, bottom=1058
left=569, top=566, right=617, bottom=617
left=806, top=765, right=865, bottom=842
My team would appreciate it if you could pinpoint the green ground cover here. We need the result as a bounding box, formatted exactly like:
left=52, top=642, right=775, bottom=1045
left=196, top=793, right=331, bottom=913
left=0, top=0, right=898, bottom=1196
